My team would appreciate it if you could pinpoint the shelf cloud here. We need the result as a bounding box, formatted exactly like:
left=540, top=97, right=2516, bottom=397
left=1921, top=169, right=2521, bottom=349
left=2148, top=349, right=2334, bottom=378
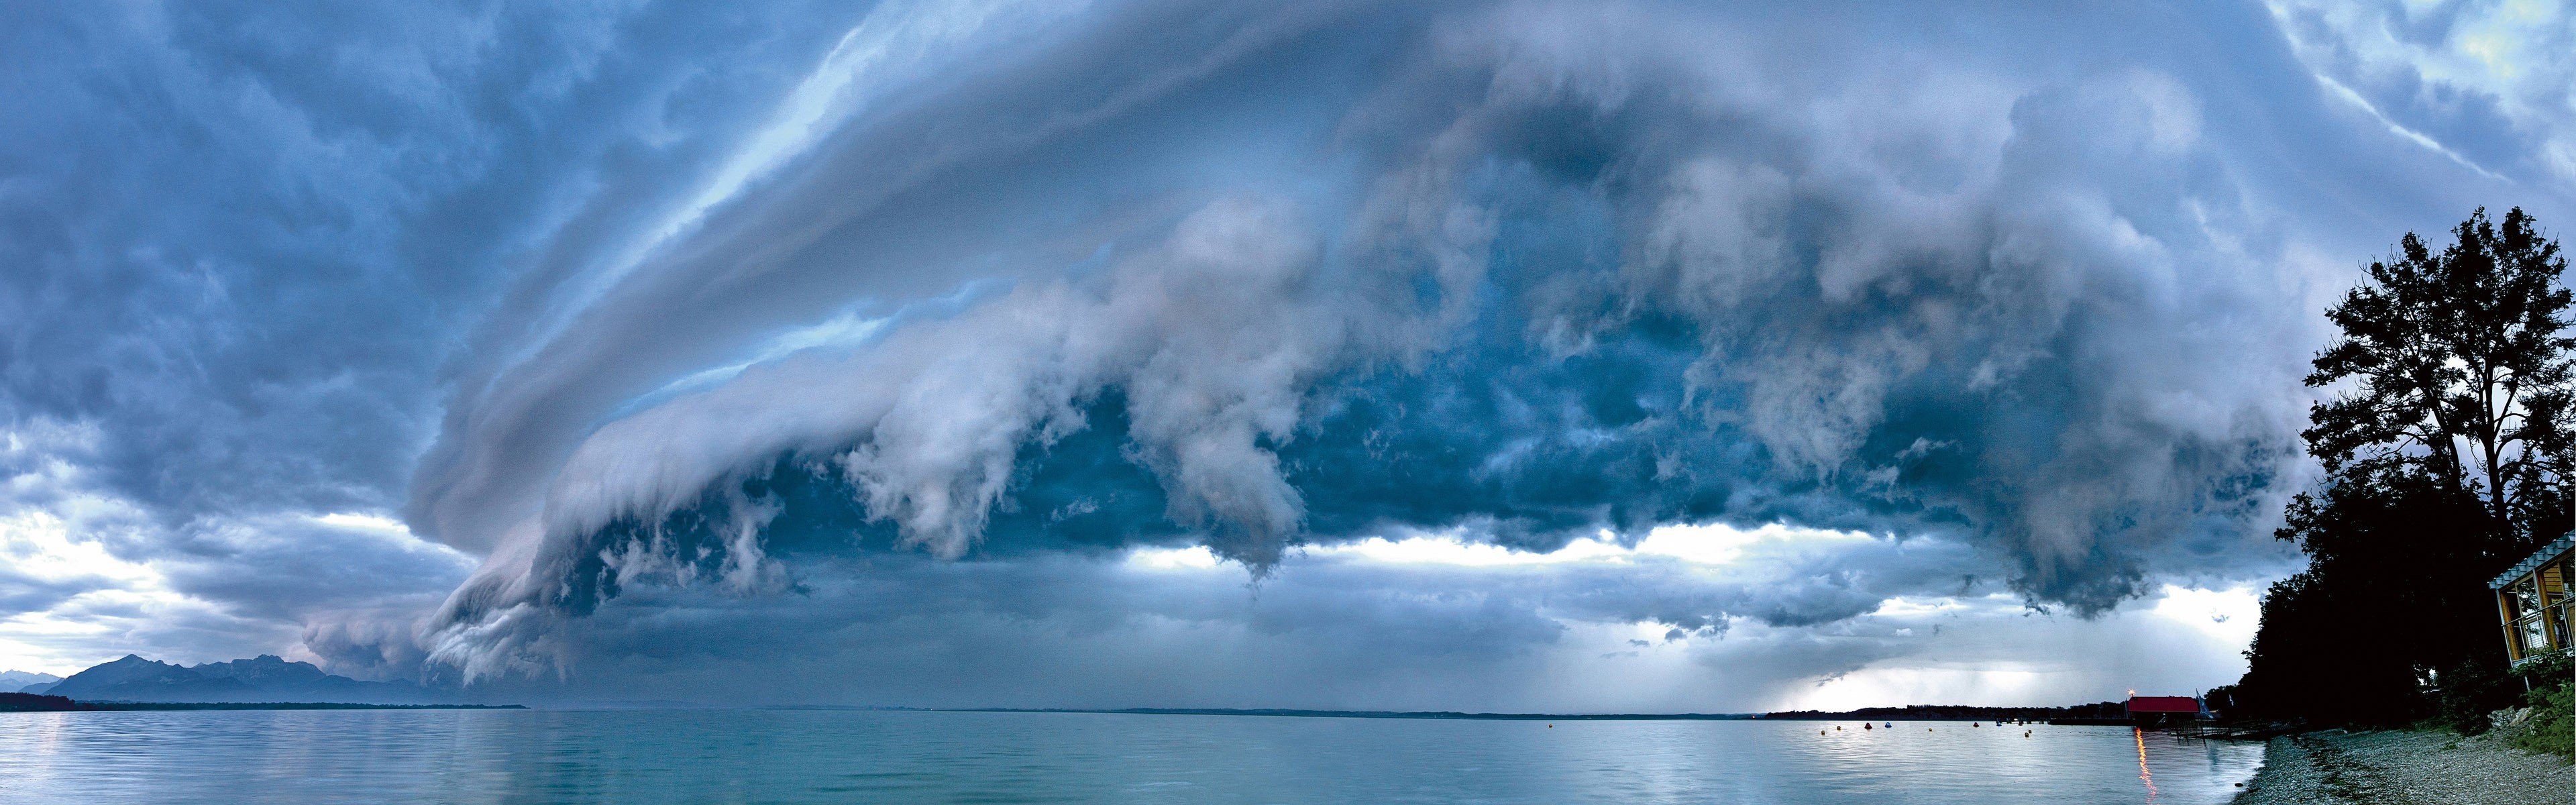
left=2, top=0, right=2565, bottom=708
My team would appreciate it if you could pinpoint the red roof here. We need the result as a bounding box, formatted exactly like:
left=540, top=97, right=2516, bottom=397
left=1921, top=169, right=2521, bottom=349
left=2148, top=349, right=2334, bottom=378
left=2125, top=696, right=2201, bottom=714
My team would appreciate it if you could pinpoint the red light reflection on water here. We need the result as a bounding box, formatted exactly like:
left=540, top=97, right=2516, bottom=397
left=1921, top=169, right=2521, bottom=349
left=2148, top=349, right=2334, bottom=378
left=2133, top=728, right=2159, bottom=802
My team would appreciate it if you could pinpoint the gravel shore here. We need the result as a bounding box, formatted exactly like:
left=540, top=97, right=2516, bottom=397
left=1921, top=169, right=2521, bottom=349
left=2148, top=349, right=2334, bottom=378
left=2232, top=729, right=2573, bottom=804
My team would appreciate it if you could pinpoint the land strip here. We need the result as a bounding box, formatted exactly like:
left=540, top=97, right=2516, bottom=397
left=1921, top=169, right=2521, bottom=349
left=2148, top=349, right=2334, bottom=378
left=2233, top=729, right=2572, bottom=804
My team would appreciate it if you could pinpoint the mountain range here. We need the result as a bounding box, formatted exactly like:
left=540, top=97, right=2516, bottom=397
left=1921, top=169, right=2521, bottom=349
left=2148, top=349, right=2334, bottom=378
left=23, top=655, right=449, bottom=704
left=2, top=669, right=62, bottom=693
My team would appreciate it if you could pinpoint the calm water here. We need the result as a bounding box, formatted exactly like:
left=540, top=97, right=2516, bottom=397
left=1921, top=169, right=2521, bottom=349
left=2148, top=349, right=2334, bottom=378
left=0, top=709, right=2262, bottom=804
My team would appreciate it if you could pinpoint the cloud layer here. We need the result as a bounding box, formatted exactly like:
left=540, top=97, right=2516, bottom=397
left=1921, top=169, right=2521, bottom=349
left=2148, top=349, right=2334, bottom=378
left=419, top=1, right=2339, bottom=668
left=3, top=0, right=2569, bottom=708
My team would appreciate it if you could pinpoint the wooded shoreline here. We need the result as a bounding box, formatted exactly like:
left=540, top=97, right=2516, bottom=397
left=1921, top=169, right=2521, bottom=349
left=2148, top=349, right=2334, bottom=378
left=0, top=692, right=522, bottom=712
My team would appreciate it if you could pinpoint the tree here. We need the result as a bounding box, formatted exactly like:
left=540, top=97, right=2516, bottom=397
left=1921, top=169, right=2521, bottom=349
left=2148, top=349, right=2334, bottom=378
left=2237, top=208, right=2576, bottom=728
left=2304, top=206, right=2575, bottom=535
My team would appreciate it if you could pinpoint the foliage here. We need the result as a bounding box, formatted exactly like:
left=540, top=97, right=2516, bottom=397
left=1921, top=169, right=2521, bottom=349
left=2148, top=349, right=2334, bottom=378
left=2516, top=649, right=2574, bottom=688
left=2505, top=658, right=2570, bottom=759
left=2235, top=208, right=2576, bottom=728
left=2435, top=655, right=2520, bottom=735
left=2304, top=207, right=2576, bottom=525
left=0, top=692, right=76, bottom=712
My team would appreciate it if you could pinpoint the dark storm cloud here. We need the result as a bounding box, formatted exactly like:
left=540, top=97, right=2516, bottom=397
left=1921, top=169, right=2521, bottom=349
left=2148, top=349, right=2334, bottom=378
left=404, top=0, right=1416, bottom=555
left=414, top=0, right=2474, bottom=676
left=154, top=517, right=471, bottom=623
left=1, top=0, right=2567, bottom=703
left=0, top=0, right=890, bottom=525
left=0, top=0, right=886, bottom=663
left=0, top=569, right=92, bottom=619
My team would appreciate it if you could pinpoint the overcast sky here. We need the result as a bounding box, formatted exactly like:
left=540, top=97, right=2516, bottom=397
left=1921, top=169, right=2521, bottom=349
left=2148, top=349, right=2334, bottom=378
left=3, top=0, right=2571, bottom=712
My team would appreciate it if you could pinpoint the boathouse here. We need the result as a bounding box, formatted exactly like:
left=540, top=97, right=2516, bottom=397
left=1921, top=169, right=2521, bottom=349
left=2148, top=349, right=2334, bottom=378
left=2492, top=534, right=2573, bottom=668
left=2122, top=696, right=2204, bottom=727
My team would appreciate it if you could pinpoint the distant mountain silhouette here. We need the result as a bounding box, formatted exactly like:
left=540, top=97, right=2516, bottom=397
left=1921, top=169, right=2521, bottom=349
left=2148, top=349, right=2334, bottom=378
left=42, top=655, right=446, bottom=704
left=2, top=669, right=62, bottom=694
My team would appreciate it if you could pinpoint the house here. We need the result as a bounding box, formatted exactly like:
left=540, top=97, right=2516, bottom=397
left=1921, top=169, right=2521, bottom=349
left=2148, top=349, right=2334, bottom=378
left=2492, top=534, right=2573, bottom=669
left=2123, top=696, right=2204, bottom=727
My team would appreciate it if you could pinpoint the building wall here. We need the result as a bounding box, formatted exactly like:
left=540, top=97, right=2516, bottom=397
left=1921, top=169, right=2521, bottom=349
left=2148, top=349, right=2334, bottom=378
left=2498, top=545, right=2575, bottom=666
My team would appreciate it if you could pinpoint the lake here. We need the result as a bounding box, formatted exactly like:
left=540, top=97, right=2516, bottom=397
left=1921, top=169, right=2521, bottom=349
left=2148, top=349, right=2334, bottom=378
left=0, top=709, right=2263, bottom=804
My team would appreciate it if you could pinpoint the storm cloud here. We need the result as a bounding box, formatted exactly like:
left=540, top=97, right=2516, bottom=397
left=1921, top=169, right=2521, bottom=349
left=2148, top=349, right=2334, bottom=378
left=3, top=0, right=2569, bottom=709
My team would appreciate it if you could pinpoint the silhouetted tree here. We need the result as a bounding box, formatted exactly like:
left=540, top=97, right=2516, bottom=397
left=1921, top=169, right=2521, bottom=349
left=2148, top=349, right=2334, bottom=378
left=2237, top=208, right=2575, bottom=729
left=2305, top=206, right=2575, bottom=528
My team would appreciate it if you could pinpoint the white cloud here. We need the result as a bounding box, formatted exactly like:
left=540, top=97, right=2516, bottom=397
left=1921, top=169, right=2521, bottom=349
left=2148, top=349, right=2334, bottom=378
left=1292, top=523, right=1874, bottom=569
left=0, top=423, right=472, bottom=676
left=2269, top=0, right=2576, bottom=184
left=0, top=421, right=186, bottom=673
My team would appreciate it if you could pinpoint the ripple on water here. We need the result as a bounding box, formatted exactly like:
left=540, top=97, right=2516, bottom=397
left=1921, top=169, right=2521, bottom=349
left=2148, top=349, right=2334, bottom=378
left=0, top=710, right=2262, bottom=804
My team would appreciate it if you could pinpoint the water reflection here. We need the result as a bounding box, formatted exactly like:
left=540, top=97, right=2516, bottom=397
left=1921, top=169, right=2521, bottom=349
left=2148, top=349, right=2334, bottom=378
left=0, top=710, right=2264, bottom=804
left=2135, top=727, right=2160, bottom=802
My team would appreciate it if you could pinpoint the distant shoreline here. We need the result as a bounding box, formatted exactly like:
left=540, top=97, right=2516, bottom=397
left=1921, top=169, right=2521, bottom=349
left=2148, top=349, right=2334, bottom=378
left=78, top=702, right=525, bottom=710
left=849, top=706, right=2118, bottom=722
left=935, top=707, right=1756, bottom=720
left=0, top=699, right=2155, bottom=721
left=1, top=693, right=523, bottom=713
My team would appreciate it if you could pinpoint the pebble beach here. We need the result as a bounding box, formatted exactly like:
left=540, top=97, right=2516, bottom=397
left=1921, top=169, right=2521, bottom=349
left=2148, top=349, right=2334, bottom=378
left=2232, top=729, right=2573, bottom=804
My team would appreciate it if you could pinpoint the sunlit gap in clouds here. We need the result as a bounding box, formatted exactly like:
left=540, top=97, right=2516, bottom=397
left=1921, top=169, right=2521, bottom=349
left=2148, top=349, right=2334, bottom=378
left=1793, top=584, right=2261, bottom=712
left=1126, top=522, right=1875, bottom=571
left=0, top=505, right=180, bottom=673
left=1124, top=522, right=2265, bottom=712
left=624, top=311, right=896, bottom=414
left=311, top=512, right=417, bottom=538
left=0, top=504, right=472, bottom=676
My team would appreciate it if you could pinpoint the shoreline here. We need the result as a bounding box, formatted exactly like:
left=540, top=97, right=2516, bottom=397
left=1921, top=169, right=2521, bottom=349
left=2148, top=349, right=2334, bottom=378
left=2233, top=729, right=2572, bottom=804
left=1, top=696, right=525, bottom=713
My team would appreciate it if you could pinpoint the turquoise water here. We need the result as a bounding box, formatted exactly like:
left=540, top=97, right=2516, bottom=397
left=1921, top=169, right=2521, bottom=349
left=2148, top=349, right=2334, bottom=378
left=0, top=709, right=2261, bottom=804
